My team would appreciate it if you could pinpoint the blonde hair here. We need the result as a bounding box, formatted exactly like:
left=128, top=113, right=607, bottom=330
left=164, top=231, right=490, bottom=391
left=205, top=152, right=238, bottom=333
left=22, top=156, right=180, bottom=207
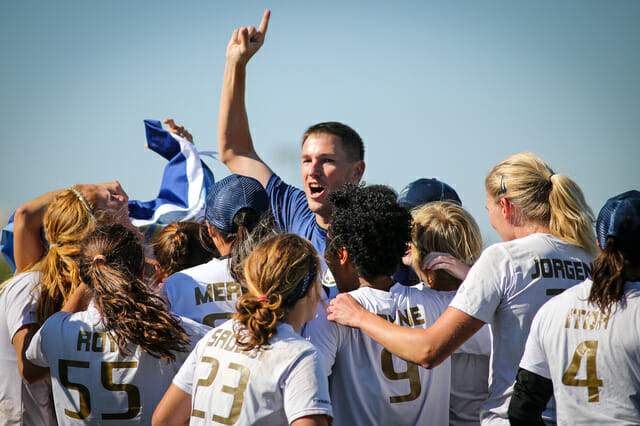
left=485, top=152, right=597, bottom=255
left=410, top=201, right=482, bottom=287
left=234, top=233, right=320, bottom=351
left=32, top=186, right=115, bottom=325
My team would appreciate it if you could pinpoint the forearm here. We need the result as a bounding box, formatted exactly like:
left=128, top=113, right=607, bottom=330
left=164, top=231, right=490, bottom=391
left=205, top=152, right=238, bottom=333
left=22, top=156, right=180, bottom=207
left=354, top=309, right=447, bottom=368
left=14, top=189, right=65, bottom=272
left=218, top=61, right=255, bottom=164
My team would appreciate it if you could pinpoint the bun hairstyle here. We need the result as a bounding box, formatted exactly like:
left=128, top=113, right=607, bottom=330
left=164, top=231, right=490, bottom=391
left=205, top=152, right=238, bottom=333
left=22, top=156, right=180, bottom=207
left=234, top=233, right=320, bottom=351
left=485, top=152, right=598, bottom=255
left=152, top=221, right=217, bottom=282
left=410, top=201, right=482, bottom=288
left=588, top=190, right=640, bottom=314
left=79, top=224, right=189, bottom=361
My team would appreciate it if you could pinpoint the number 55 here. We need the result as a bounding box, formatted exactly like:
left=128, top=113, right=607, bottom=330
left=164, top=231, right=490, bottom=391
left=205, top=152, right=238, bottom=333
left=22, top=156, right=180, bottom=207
left=59, top=359, right=141, bottom=420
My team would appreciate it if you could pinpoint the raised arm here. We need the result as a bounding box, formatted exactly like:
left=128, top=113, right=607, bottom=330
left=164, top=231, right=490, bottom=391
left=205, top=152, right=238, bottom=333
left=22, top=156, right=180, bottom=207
left=327, top=293, right=485, bottom=369
left=218, top=9, right=273, bottom=187
left=13, top=189, right=65, bottom=272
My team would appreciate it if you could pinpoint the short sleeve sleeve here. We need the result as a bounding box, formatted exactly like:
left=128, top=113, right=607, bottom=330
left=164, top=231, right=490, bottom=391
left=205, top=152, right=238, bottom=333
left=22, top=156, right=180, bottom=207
left=172, top=343, right=200, bottom=395
left=265, top=174, right=313, bottom=234
left=25, top=325, right=48, bottom=367
left=450, top=244, right=511, bottom=324
left=302, top=307, right=341, bottom=376
left=282, top=350, right=333, bottom=423
left=519, top=310, right=551, bottom=379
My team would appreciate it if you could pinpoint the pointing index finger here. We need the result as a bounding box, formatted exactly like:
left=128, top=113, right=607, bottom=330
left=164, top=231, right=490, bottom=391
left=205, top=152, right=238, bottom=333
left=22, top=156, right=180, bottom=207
left=258, top=9, right=270, bottom=34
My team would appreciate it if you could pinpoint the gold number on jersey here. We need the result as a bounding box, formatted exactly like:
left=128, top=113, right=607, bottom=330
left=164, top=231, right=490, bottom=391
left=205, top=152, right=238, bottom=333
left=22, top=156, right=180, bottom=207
left=202, top=312, right=234, bottom=328
left=59, top=360, right=91, bottom=419
left=561, top=340, right=603, bottom=402
left=192, top=356, right=220, bottom=418
left=58, top=359, right=141, bottom=419
left=101, top=361, right=141, bottom=419
left=213, top=362, right=250, bottom=425
left=380, top=349, right=422, bottom=403
left=191, top=356, right=251, bottom=424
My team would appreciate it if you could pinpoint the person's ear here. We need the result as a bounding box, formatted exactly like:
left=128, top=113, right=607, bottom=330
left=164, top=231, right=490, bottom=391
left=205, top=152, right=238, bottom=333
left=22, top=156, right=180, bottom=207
left=336, top=246, right=350, bottom=265
left=349, top=160, right=365, bottom=184
left=500, top=198, right=514, bottom=221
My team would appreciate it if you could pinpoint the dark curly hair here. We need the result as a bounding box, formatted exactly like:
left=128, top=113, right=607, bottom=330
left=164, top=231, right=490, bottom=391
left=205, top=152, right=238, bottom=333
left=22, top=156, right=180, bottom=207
left=327, top=184, right=412, bottom=282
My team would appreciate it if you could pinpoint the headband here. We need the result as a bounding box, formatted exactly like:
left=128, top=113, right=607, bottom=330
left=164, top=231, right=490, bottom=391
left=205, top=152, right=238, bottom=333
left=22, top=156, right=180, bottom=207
left=283, top=261, right=318, bottom=307
left=70, top=187, right=94, bottom=217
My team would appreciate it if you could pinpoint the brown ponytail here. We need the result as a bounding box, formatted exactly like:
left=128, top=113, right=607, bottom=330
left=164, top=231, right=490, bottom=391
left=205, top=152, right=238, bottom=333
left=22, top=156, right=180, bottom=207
left=80, top=224, right=190, bottom=361
left=588, top=238, right=629, bottom=314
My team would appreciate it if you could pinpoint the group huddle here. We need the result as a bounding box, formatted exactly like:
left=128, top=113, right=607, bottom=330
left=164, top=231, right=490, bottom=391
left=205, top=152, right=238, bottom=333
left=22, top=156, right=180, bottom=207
left=2, top=9, right=640, bottom=426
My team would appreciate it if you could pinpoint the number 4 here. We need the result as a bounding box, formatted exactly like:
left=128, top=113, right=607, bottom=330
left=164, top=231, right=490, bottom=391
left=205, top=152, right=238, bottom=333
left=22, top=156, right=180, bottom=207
left=561, top=341, right=603, bottom=402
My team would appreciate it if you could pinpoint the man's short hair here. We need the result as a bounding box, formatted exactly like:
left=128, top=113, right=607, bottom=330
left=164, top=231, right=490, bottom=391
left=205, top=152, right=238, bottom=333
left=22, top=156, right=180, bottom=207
left=327, top=184, right=412, bottom=282
left=302, top=122, right=365, bottom=162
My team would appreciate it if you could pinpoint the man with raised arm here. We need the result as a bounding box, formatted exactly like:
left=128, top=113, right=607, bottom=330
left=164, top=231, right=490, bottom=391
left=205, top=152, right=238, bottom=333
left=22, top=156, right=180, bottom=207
left=218, top=10, right=365, bottom=297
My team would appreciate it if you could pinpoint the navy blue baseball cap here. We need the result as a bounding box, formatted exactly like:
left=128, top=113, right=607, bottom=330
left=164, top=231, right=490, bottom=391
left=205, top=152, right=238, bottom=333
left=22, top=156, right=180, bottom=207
left=205, top=175, right=269, bottom=233
left=596, top=190, right=640, bottom=256
left=397, top=178, right=462, bottom=209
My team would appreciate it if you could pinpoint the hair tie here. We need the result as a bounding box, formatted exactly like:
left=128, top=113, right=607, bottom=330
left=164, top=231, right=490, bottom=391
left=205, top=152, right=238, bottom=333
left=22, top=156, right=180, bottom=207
left=548, top=173, right=555, bottom=183
left=49, top=243, right=59, bottom=248
left=257, top=295, right=268, bottom=302
left=70, top=187, right=94, bottom=217
left=92, top=254, right=107, bottom=264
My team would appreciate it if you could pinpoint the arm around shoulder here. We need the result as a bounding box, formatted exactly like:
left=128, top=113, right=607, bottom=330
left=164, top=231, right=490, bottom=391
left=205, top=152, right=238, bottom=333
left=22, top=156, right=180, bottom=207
left=327, top=294, right=484, bottom=368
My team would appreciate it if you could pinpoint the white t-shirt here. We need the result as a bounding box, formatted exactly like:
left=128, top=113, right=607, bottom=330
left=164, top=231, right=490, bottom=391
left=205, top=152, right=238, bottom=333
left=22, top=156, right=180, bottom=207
left=449, top=233, right=593, bottom=425
left=304, top=285, right=452, bottom=426
left=0, top=271, right=56, bottom=426
left=435, top=289, right=491, bottom=426
left=25, top=303, right=209, bottom=425
left=162, top=257, right=242, bottom=327
left=520, top=279, right=640, bottom=425
left=173, top=319, right=332, bottom=425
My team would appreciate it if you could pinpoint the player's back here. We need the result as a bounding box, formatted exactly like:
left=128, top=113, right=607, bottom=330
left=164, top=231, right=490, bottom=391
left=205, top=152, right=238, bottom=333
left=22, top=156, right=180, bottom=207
left=26, top=306, right=207, bottom=425
left=305, top=285, right=452, bottom=426
left=522, top=279, right=640, bottom=424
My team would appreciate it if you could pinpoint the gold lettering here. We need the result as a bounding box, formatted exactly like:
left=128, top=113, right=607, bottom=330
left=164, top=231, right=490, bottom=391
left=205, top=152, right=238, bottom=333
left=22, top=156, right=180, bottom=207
left=226, top=282, right=242, bottom=300
left=397, top=309, right=412, bottom=326
left=77, top=330, right=91, bottom=351
left=596, top=313, right=609, bottom=330
left=410, top=306, right=424, bottom=326
left=213, top=282, right=226, bottom=301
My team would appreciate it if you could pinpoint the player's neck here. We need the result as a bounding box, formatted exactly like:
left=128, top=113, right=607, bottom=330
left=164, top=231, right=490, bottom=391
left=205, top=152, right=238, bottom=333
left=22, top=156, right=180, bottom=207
left=358, top=275, right=394, bottom=292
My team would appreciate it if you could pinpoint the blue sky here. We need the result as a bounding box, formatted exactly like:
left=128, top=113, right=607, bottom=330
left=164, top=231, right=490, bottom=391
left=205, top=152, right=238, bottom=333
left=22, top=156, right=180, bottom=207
left=1, top=0, right=638, bottom=246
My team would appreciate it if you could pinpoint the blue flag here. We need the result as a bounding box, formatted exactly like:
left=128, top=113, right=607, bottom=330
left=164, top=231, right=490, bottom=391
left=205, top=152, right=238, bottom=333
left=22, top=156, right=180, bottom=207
left=0, top=119, right=215, bottom=272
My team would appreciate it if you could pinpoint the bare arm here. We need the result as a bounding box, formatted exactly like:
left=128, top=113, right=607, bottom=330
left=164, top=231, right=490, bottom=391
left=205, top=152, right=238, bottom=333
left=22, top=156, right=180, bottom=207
left=327, top=294, right=485, bottom=369
left=291, top=415, right=330, bottom=426
left=13, top=189, right=65, bottom=272
left=12, top=325, right=50, bottom=384
left=152, top=383, right=191, bottom=426
left=218, top=10, right=273, bottom=187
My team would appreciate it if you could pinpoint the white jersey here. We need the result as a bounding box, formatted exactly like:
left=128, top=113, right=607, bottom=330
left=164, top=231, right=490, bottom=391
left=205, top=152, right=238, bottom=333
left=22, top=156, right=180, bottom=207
left=0, top=271, right=56, bottom=426
left=435, top=289, right=491, bottom=426
left=173, top=319, right=332, bottom=425
left=303, top=285, right=452, bottom=426
left=25, top=303, right=209, bottom=425
left=449, top=233, right=593, bottom=425
left=520, top=279, right=640, bottom=425
left=161, top=257, right=242, bottom=327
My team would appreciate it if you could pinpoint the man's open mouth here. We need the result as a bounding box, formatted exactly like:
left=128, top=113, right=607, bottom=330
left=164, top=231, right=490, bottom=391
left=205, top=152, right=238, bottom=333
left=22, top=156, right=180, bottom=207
left=309, top=183, right=325, bottom=196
